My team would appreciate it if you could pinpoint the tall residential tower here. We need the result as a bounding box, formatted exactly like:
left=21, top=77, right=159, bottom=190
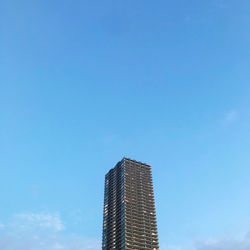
left=102, top=157, right=159, bottom=250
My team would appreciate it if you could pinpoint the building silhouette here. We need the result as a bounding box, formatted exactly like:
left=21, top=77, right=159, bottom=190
left=102, top=157, right=159, bottom=250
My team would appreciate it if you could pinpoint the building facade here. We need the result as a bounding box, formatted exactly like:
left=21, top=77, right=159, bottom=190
left=102, top=157, right=159, bottom=250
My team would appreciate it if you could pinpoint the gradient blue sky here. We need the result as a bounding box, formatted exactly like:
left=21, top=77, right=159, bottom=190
left=1, top=0, right=250, bottom=249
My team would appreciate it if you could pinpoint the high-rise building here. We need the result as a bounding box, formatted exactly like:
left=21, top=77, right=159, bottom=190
left=102, top=157, right=159, bottom=250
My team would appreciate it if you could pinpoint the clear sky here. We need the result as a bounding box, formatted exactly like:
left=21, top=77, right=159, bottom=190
left=1, top=0, right=250, bottom=249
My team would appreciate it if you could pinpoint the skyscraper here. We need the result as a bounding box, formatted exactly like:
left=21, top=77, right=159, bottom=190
left=102, top=157, right=159, bottom=250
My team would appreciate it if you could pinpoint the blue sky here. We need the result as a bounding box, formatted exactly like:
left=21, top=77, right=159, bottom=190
left=1, top=0, right=250, bottom=249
